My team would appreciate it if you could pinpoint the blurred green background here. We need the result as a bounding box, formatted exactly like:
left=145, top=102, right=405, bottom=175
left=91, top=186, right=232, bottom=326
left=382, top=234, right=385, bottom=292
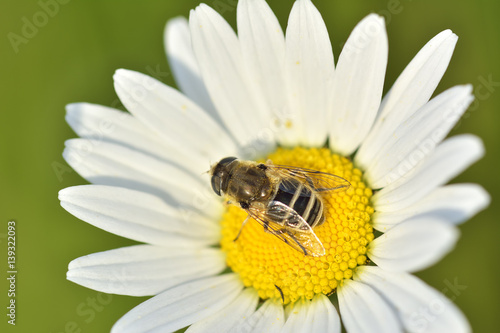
left=1, top=0, right=498, bottom=332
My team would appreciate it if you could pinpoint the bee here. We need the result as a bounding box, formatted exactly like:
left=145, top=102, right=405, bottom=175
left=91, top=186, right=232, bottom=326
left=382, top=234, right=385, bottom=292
left=209, top=157, right=350, bottom=257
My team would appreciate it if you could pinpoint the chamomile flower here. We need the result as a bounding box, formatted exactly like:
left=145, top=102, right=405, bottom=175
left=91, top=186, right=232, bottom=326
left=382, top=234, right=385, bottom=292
left=59, top=0, right=489, bottom=332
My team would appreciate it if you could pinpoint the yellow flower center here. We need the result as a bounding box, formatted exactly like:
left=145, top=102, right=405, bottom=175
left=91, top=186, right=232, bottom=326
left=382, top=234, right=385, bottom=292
left=220, top=147, right=374, bottom=304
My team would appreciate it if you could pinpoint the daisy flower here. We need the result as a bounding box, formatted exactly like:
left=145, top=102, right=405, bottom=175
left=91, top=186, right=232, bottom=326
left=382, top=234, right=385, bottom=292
left=59, top=0, right=490, bottom=332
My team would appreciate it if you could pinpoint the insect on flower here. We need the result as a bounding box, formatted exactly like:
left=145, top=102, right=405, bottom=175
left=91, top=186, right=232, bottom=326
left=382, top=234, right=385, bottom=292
left=210, top=157, right=350, bottom=256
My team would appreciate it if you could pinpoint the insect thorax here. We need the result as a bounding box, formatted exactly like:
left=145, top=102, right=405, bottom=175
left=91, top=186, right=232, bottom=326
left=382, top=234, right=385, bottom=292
left=227, top=164, right=274, bottom=203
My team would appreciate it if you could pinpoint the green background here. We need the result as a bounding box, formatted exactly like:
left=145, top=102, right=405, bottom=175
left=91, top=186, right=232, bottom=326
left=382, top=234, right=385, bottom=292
left=1, top=0, right=498, bottom=332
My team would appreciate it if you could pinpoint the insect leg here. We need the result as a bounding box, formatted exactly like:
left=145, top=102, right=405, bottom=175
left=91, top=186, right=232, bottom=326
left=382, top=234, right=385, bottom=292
left=275, top=285, right=284, bottom=303
left=233, top=215, right=251, bottom=242
left=262, top=220, right=270, bottom=232
left=285, top=230, right=308, bottom=256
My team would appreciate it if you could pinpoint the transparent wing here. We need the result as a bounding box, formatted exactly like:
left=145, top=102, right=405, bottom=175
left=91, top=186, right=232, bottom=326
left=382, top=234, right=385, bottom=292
left=269, top=164, right=350, bottom=192
left=245, top=201, right=325, bottom=257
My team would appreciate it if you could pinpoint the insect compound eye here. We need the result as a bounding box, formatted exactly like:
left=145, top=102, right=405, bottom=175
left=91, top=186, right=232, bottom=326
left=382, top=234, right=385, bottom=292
left=218, top=156, right=238, bottom=167
left=210, top=157, right=237, bottom=196
left=211, top=175, right=222, bottom=196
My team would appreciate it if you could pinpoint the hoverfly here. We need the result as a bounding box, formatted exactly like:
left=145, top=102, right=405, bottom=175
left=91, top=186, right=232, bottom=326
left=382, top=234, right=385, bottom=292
left=210, top=157, right=350, bottom=256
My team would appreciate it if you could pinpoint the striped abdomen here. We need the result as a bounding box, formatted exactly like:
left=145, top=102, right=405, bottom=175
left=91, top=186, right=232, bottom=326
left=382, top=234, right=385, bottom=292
left=272, top=178, right=324, bottom=228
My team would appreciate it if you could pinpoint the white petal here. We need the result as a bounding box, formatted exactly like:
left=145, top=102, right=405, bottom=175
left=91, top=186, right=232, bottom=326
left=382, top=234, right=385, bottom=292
left=356, top=266, right=471, bottom=333
left=285, top=0, right=335, bottom=146
left=282, top=295, right=341, bottom=333
left=111, top=274, right=243, bottom=333
left=165, top=17, right=219, bottom=120
left=329, top=14, right=388, bottom=155
left=59, top=185, right=220, bottom=246
left=233, top=299, right=285, bottom=333
left=67, top=245, right=225, bottom=296
left=367, top=85, right=474, bottom=188
left=374, top=134, right=484, bottom=211
left=189, top=4, right=275, bottom=156
left=374, top=183, right=490, bottom=232
left=237, top=0, right=293, bottom=147
left=368, top=218, right=459, bottom=272
left=282, top=299, right=308, bottom=332
left=65, top=103, right=209, bottom=178
left=356, top=30, right=458, bottom=168
left=113, top=69, right=237, bottom=163
left=66, top=103, right=181, bottom=163
left=186, top=288, right=258, bottom=333
left=63, top=139, right=221, bottom=215
left=338, top=279, right=401, bottom=333
left=307, top=294, right=341, bottom=332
